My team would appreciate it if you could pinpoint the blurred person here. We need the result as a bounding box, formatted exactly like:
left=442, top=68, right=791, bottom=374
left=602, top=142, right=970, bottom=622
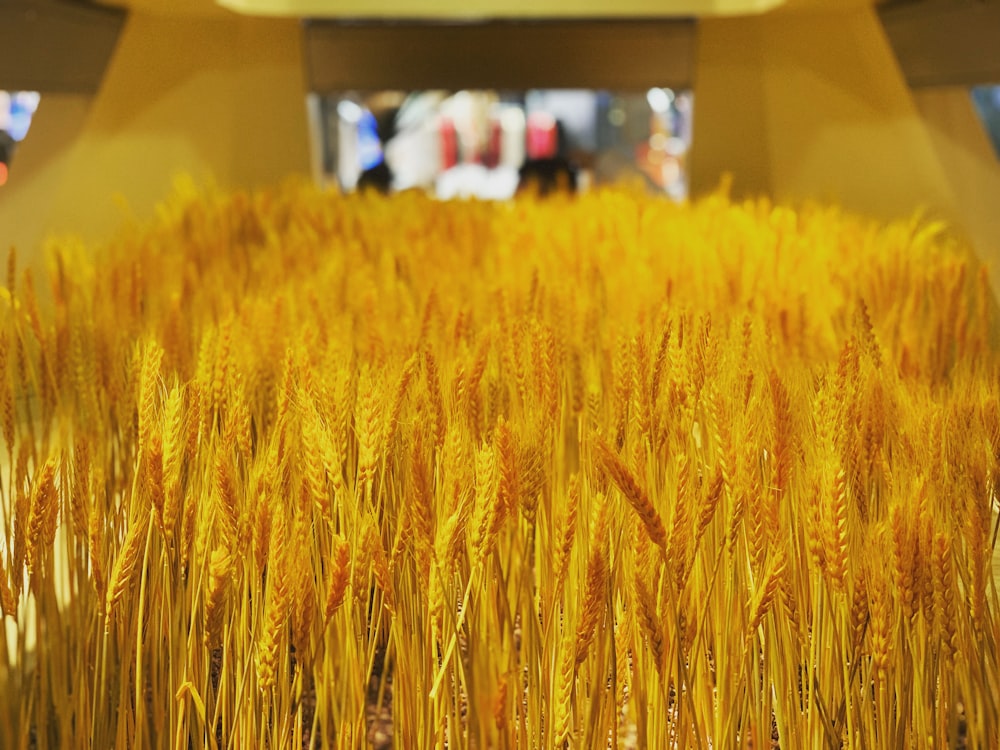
left=356, top=106, right=399, bottom=194
left=517, top=119, right=578, bottom=196
left=356, top=161, right=393, bottom=194
left=516, top=156, right=578, bottom=197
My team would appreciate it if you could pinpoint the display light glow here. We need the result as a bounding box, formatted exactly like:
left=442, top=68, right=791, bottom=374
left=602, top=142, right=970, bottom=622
left=337, top=99, right=363, bottom=124
left=1, top=90, right=40, bottom=142
left=646, top=87, right=673, bottom=113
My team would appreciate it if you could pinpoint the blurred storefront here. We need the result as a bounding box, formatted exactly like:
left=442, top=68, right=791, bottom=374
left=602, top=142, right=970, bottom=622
left=311, top=87, right=694, bottom=199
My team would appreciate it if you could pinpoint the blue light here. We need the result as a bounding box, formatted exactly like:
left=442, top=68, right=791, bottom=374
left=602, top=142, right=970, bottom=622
left=2, top=91, right=40, bottom=142
left=357, top=109, right=384, bottom=170
left=971, top=86, right=1000, bottom=160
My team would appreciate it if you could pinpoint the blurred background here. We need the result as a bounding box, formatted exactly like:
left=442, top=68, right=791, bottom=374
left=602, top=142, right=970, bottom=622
left=313, top=87, right=693, bottom=199
left=0, top=0, right=998, bottom=284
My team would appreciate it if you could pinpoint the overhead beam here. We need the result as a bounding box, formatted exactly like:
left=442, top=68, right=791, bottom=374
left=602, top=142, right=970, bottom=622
left=304, top=19, right=696, bottom=91
left=0, top=1, right=126, bottom=93
left=880, top=0, right=1000, bottom=87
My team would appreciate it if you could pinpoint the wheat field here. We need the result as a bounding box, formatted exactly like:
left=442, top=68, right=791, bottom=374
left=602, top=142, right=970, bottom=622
left=0, top=180, right=998, bottom=749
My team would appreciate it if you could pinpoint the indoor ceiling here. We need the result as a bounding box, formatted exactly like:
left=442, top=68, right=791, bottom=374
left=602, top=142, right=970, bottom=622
left=216, top=0, right=784, bottom=17
left=99, top=0, right=878, bottom=18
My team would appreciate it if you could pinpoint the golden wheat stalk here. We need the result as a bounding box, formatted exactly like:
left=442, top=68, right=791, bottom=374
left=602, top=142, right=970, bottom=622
left=105, top=507, right=151, bottom=618
left=137, top=341, right=164, bottom=461
left=161, top=384, right=186, bottom=540
left=553, top=625, right=576, bottom=747
left=25, top=457, right=58, bottom=577
left=324, top=534, right=351, bottom=618
left=258, top=506, right=288, bottom=692
left=0, top=563, right=17, bottom=617
left=575, top=495, right=609, bottom=667
left=204, top=546, right=232, bottom=647
left=595, top=437, right=667, bottom=551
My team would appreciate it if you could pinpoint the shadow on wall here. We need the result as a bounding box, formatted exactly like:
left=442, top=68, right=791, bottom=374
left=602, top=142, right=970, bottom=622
left=0, top=94, right=94, bottom=270
left=693, top=6, right=956, bottom=221
left=913, top=86, right=1000, bottom=301
left=0, top=12, right=311, bottom=262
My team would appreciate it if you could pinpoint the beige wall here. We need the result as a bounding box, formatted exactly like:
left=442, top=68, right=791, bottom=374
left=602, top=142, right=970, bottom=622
left=0, top=12, right=310, bottom=267
left=690, top=17, right=773, bottom=198
left=693, top=6, right=1000, bottom=291
left=0, top=94, right=94, bottom=266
